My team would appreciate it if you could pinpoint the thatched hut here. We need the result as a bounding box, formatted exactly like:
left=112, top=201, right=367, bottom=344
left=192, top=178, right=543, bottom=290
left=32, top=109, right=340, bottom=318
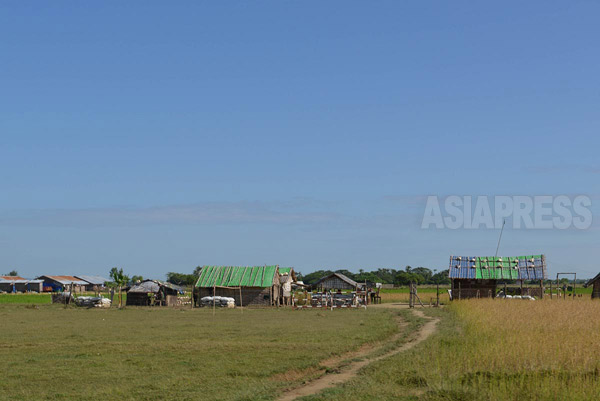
left=449, top=255, right=547, bottom=299
left=584, top=273, right=600, bottom=299
left=126, top=279, right=183, bottom=306
left=195, top=265, right=281, bottom=307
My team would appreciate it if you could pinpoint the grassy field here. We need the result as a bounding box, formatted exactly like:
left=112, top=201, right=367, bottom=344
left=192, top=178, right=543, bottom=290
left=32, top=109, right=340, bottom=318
left=0, top=293, right=52, bottom=304
left=3, top=293, right=599, bottom=401
left=0, top=292, right=127, bottom=305
left=0, top=304, right=399, bottom=401
left=303, top=299, right=600, bottom=401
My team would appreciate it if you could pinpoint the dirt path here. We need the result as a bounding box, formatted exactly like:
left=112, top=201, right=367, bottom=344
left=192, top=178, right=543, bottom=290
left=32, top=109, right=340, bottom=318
left=276, top=304, right=439, bottom=401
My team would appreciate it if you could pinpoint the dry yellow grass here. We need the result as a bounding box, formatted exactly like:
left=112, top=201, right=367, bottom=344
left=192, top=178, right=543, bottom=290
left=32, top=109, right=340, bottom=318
left=304, top=299, right=600, bottom=401
left=452, top=299, right=600, bottom=372
left=420, top=299, right=600, bottom=400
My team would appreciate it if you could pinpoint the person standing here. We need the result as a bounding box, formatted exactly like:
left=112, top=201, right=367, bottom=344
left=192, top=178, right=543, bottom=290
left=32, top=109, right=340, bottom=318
left=282, top=274, right=292, bottom=306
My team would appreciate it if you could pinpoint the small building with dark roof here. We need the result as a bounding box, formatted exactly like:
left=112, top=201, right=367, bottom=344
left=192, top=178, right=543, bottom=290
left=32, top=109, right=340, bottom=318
left=37, top=275, right=88, bottom=293
left=0, top=276, right=53, bottom=293
left=584, top=273, right=600, bottom=299
left=75, top=275, right=110, bottom=291
left=313, top=272, right=361, bottom=291
left=126, top=279, right=183, bottom=306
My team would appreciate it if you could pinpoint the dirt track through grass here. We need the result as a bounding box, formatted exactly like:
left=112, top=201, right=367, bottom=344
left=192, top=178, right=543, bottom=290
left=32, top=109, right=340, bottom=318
left=277, top=304, right=439, bottom=401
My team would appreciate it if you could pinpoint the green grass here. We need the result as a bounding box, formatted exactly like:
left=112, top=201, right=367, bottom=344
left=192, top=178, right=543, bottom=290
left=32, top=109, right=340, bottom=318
left=0, top=304, right=398, bottom=401
left=0, top=293, right=52, bottom=304
left=0, top=292, right=127, bottom=305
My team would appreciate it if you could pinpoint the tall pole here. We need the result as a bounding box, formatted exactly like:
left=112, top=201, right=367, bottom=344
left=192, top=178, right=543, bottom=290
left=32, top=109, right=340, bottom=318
left=495, top=219, right=506, bottom=258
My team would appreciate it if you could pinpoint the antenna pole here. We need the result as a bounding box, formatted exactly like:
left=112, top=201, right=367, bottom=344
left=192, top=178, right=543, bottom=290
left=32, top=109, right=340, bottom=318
left=495, top=219, right=506, bottom=258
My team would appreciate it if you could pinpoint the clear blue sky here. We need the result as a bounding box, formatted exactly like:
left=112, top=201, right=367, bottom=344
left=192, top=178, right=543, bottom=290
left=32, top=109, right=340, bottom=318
left=1, top=1, right=598, bottom=279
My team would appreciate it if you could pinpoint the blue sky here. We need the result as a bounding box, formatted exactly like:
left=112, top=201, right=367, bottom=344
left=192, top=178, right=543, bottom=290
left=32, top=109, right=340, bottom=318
left=1, top=1, right=599, bottom=279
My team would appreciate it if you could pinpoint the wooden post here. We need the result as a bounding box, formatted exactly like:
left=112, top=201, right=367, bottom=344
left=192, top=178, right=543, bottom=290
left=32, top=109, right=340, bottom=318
left=436, top=283, right=439, bottom=307
left=213, top=285, right=216, bottom=315
left=458, top=281, right=461, bottom=300
left=540, top=280, right=544, bottom=300
left=550, top=281, right=553, bottom=299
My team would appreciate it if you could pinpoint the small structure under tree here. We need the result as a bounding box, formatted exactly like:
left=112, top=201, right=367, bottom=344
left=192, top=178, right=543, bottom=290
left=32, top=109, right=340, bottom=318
left=126, top=279, right=183, bottom=306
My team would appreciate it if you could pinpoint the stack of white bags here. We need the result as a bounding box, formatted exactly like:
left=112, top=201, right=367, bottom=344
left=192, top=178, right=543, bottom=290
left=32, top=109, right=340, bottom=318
left=200, top=296, right=236, bottom=308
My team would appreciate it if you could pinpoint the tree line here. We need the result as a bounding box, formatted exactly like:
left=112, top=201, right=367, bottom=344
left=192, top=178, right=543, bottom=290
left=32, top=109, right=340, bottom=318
left=299, top=266, right=450, bottom=286
left=114, top=266, right=588, bottom=288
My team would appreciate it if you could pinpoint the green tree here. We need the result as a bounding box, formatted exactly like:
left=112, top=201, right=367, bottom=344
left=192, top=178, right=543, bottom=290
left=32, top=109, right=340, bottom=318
left=166, top=272, right=196, bottom=286
left=430, top=270, right=450, bottom=285
left=412, top=267, right=433, bottom=282
left=193, top=266, right=203, bottom=277
left=334, top=269, right=355, bottom=280
left=302, top=270, right=334, bottom=286
left=109, top=267, right=129, bottom=308
left=130, top=275, right=144, bottom=284
left=7, top=270, right=18, bottom=277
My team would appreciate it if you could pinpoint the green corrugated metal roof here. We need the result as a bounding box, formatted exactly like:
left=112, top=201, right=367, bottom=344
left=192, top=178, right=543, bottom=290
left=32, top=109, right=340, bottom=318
left=278, top=267, right=293, bottom=275
left=449, top=255, right=546, bottom=280
left=195, top=266, right=278, bottom=288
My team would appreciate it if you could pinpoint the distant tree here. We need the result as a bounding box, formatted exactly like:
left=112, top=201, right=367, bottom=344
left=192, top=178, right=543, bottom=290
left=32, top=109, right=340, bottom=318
left=193, top=266, right=203, bottom=277
left=7, top=270, right=18, bottom=277
left=166, top=272, right=196, bottom=286
left=430, top=270, right=450, bottom=285
left=130, top=275, right=144, bottom=284
left=334, top=269, right=355, bottom=280
left=302, top=270, right=334, bottom=286
left=354, top=272, right=383, bottom=284
left=412, top=267, right=433, bottom=282
left=394, top=270, right=424, bottom=285
left=374, top=268, right=397, bottom=284
left=109, top=267, right=129, bottom=308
